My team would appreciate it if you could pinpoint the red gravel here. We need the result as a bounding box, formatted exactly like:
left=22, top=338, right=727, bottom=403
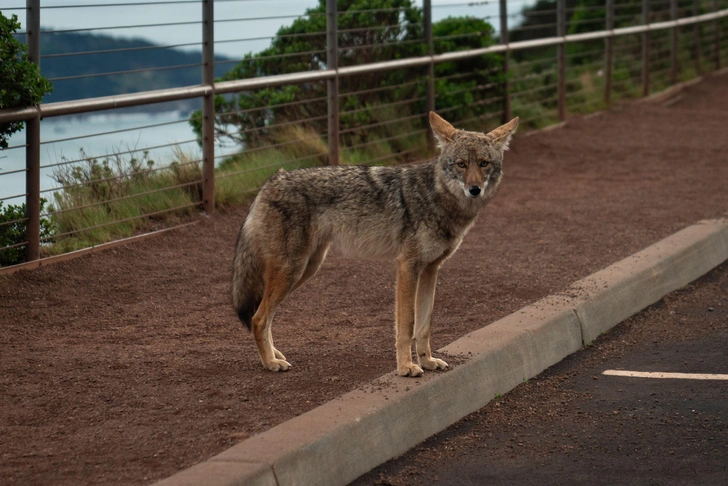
left=1, top=74, right=727, bottom=485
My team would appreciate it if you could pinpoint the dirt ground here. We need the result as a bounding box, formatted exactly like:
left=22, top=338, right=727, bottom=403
left=1, top=74, right=727, bottom=486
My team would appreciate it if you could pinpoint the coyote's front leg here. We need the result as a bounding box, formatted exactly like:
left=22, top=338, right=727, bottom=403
left=414, top=260, right=449, bottom=371
left=395, top=258, right=424, bottom=377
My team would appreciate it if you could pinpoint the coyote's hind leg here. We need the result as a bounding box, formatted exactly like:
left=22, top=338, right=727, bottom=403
left=252, top=264, right=297, bottom=372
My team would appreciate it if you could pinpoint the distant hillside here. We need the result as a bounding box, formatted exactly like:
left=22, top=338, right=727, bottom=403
left=37, top=30, right=235, bottom=112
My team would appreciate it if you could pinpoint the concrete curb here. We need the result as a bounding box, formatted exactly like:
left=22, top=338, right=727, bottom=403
left=155, top=218, right=728, bottom=486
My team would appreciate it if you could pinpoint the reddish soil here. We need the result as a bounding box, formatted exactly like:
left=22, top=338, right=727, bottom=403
left=1, top=74, right=728, bottom=486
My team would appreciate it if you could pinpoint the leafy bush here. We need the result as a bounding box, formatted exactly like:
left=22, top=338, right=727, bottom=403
left=0, top=199, right=55, bottom=266
left=48, top=148, right=200, bottom=254
left=0, top=12, right=53, bottom=148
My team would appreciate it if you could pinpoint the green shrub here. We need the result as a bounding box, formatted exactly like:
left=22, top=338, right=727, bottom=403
left=0, top=199, right=55, bottom=266
left=0, top=12, right=53, bottom=148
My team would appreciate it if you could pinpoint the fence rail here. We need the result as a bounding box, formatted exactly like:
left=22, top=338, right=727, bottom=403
left=1, top=0, right=727, bottom=272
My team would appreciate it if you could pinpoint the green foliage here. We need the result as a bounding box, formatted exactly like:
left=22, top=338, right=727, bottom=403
left=48, top=148, right=200, bottom=254
left=432, top=17, right=503, bottom=130
left=0, top=12, right=53, bottom=148
left=191, top=0, right=503, bottom=153
left=0, top=199, right=54, bottom=266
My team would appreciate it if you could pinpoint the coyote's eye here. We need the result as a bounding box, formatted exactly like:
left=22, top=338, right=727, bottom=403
left=456, top=160, right=466, bottom=168
left=480, top=161, right=490, bottom=168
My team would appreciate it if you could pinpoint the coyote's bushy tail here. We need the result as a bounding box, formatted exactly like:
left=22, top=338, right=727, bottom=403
left=231, top=227, right=264, bottom=331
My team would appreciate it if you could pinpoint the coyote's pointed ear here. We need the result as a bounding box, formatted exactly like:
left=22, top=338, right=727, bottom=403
left=488, top=117, right=520, bottom=153
left=429, top=111, right=457, bottom=149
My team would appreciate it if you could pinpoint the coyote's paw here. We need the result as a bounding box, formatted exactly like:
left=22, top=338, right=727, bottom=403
left=265, top=359, right=292, bottom=372
left=398, top=363, right=424, bottom=377
left=273, top=348, right=286, bottom=361
left=422, top=357, right=449, bottom=371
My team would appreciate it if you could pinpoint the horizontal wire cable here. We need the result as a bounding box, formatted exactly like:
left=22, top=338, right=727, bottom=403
left=40, top=140, right=199, bottom=170
left=511, top=82, right=559, bottom=98
left=215, top=49, right=327, bottom=66
left=357, top=148, right=418, bottom=166
left=338, top=24, right=418, bottom=36
left=339, top=112, right=428, bottom=136
left=339, top=38, right=425, bottom=53
left=0, top=168, right=28, bottom=178
left=340, top=96, right=426, bottom=117
left=457, top=109, right=505, bottom=126
left=235, top=115, right=328, bottom=137
left=340, top=128, right=428, bottom=152
left=48, top=62, right=202, bottom=82
left=42, top=202, right=201, bottom=241
left=41, top=20, right=201, bottom=35
left=433, top=1, right=497, bottom=8
left=511, top=22, right=559, bottom=33
left=0, top=193, right=28, bottom=202
left=215, top=152, right=324, bottom=179
left=216, top=13, right=324, bottom=24
left=215, top=96, right=328, bottom=118
left=437, top=94, right=503, bottom=114
left=0, top=240, right=29, bottom=252
left=41, top=41, right=203, bottom=59
left=340, top=79, right=422, bottom=98
left=41, top=1, right=200, bottom=8
left=41, top=158, right=202, bottom=195
left=1, top=142, right=29, bottom=151
left=516, top=95, right=560, bottom=110
left=41, top=118, right=190, bottom=145
left=213, top=133, right=327, bottom=161
left=340, top=6, right=417, bottom=15
left=434, top=66, right=501, bottom=82
left=215, top=30, right=326, bottom=45
left=0, top=216, right=29, bottom=229
left=43, top=179, right=202, bottom=218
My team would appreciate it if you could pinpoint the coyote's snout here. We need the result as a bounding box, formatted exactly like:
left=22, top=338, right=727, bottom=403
left=232, top=112, right=519, bottom=377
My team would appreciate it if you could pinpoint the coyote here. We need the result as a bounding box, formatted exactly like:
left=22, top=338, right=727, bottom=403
left=232, top=112, right=519, bottom=377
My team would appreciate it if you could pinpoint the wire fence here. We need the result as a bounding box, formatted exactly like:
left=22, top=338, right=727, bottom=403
left=1, top=0, right=727, bottom=271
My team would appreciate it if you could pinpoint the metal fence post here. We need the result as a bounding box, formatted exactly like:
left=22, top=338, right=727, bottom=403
left=201, top=0, right=215, bottom=212
left=670, top=0, right=678, bottom=85
left=499, top=0, right=511, bottom=123
left=642, top=0, right=650, bottom=96
left=714, top=0, right=721, bottom=70
left=693, top=0, right=701, bottom=74
left=25, top=0, right=41, bottom=262
left=605, top=0, right=614, bottom=107
left=326, top=0, right=340, bottom=166
left=424, top=0, right=436, bottom=156
left=557, top=0, right=566, bottom=121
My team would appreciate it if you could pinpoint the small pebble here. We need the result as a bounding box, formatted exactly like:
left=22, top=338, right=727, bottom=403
left=708, top=307, right=714, bottom=312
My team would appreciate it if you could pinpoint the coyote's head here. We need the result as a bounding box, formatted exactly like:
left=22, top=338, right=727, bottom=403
left=429, top=112, right=519, bottom=201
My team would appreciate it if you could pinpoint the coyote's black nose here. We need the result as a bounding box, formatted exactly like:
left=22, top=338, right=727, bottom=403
left=469, top=186, right=481, bottom=196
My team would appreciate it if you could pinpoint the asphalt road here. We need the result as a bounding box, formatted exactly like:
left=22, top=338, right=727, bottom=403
left=353, top=261, right=728, bottom=485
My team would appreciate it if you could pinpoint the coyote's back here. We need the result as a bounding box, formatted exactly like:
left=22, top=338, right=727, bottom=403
left=232, top=112, right=519, bottom=376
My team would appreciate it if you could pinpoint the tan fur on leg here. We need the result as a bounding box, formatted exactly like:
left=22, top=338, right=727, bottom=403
left=395, top=259, right=423, bottom=377
left=414, top=261, right=449, bottom=371
left=252, top=265, right=295, bottom=371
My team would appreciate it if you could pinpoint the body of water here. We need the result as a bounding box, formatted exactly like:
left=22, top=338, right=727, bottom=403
left=0, top=112, right=239, bottom=206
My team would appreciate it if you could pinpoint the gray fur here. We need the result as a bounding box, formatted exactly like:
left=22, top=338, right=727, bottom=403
left=231, top=112, right=519, bottom=375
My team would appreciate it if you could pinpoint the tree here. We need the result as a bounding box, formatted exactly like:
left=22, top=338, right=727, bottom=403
left=0, top=12, right=53, bottom=149
left=190, top=0, right=502, bottom=151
